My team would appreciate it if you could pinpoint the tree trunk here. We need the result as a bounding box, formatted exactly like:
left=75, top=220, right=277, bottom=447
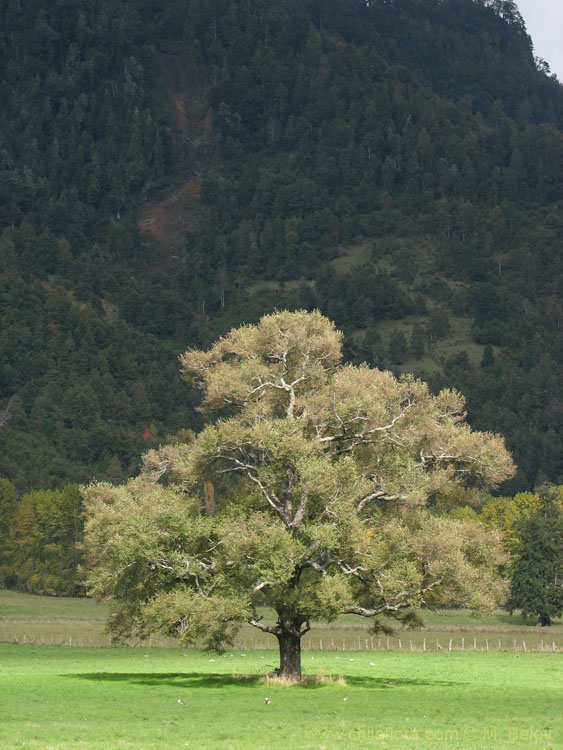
left=276, top=629, right=302, bottom=681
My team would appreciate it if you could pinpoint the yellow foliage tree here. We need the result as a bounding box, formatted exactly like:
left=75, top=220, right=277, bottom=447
left=83, top=311, right=515, bottom=680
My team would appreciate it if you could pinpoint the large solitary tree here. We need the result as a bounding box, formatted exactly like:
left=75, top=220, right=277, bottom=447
left=83, top=311, right=515, bottom=680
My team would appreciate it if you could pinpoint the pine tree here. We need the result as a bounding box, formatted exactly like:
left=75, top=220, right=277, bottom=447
left=410, top=323, right=426, bottom=360
left=508, top=488, right=563, bottom=626
left=388, top=330, right=408, bottom=364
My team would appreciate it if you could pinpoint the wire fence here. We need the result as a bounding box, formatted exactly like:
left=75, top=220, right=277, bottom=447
left=235, top=634, right=560, bottom=654
left=2, top=631, right=560, bottom=653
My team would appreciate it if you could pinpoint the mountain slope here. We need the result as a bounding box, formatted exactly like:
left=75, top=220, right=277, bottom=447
left=0, top=0, right=561, bottom=492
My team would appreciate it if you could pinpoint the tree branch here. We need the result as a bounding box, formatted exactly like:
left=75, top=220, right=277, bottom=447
left=215, top=452, right=285, bottom=520
left=356, top=490, right=404, bottom=513
left=344, top=601, right=410, bottom=617
left=253, top=581, right=274, bottom=593
left=248, top=617, right=280, bottom=635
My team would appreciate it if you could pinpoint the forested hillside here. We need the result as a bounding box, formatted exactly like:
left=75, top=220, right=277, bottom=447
left=1, top=0, right=562, bottom=496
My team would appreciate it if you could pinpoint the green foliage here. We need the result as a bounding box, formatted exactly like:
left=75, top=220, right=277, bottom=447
left=0, top=226, right=201, bottom=491
left=410, top=323, right=426, bottom=360
left=6, top=485, right=84, bottom=595
left=0, top=0, right=562, bottom=494
left=84, top=311, right=514, bottom=678
left=0, top=478, right=19, bottom=586
left=481, top=491, right=541, bottom=556
left=507, top=487, right=563, bottom=626
left=388, top=330, right=409, bottom=364
left=0, top=0, right=169, bottom=232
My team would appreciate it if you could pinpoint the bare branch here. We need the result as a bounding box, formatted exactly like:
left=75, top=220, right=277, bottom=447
left=344, top=601, right=410, bottom=617
left=356, top=491, right=404, bottom=513
left=248, top=617, right=280, bottom=635
left=289, top=494, right=309, bottom=529
left=355, top=490, right=386, bottom=514
left=302, top=558, right=329, bottom=574
left=215, top=452, right=285, bottom=520
left=316, top=401, right=416, bottom=448
left=253, top=581, right=275, bottom=593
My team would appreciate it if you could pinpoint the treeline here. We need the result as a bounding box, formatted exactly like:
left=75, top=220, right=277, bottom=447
left=0, top=479, right=83, bottom=595
left=1, top=477, right=560, bottom=628
left=0, top=225, right=201, bottom=491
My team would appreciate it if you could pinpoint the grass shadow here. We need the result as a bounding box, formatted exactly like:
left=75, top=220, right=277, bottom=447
left=67, top=672, right=461, bottom=689
left=343, top=676, right=460, bottom=688
left=69, top=672, right=262, bottom=688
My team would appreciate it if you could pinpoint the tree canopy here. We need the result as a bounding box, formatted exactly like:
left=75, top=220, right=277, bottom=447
left=507, top=486, right=563, bottom=626
left=83, top=311, right=515, bottom=679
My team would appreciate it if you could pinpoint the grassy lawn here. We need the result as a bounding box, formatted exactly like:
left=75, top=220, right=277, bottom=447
left=1, top=645, right=560, bottom=749
left=0, top=590, right=110, bottom=646
left=1, top=591, right=562, bottom=652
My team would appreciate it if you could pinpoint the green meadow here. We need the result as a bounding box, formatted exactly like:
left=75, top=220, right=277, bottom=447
left=2, top=590, right=562, bottom=653
left=1, top=645, right=560, bottom=749
left=1, top=592, right=562, bottom=748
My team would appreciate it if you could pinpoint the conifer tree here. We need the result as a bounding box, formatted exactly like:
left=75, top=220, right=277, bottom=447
left=508, top=487, right=563, bottom=626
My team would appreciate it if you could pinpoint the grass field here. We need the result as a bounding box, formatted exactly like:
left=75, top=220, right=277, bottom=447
left=1, top=592, right=561, bottom=748
left=2, top=591, right=561, bottom=653
left=1, top=645, right=560, bottom=749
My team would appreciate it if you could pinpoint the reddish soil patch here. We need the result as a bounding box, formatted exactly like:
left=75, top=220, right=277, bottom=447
left=138, top=180, right=201, bottom=246
left=156, top=53, right=213, bottom=150
left=137, top=55, right=214, bottom=258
